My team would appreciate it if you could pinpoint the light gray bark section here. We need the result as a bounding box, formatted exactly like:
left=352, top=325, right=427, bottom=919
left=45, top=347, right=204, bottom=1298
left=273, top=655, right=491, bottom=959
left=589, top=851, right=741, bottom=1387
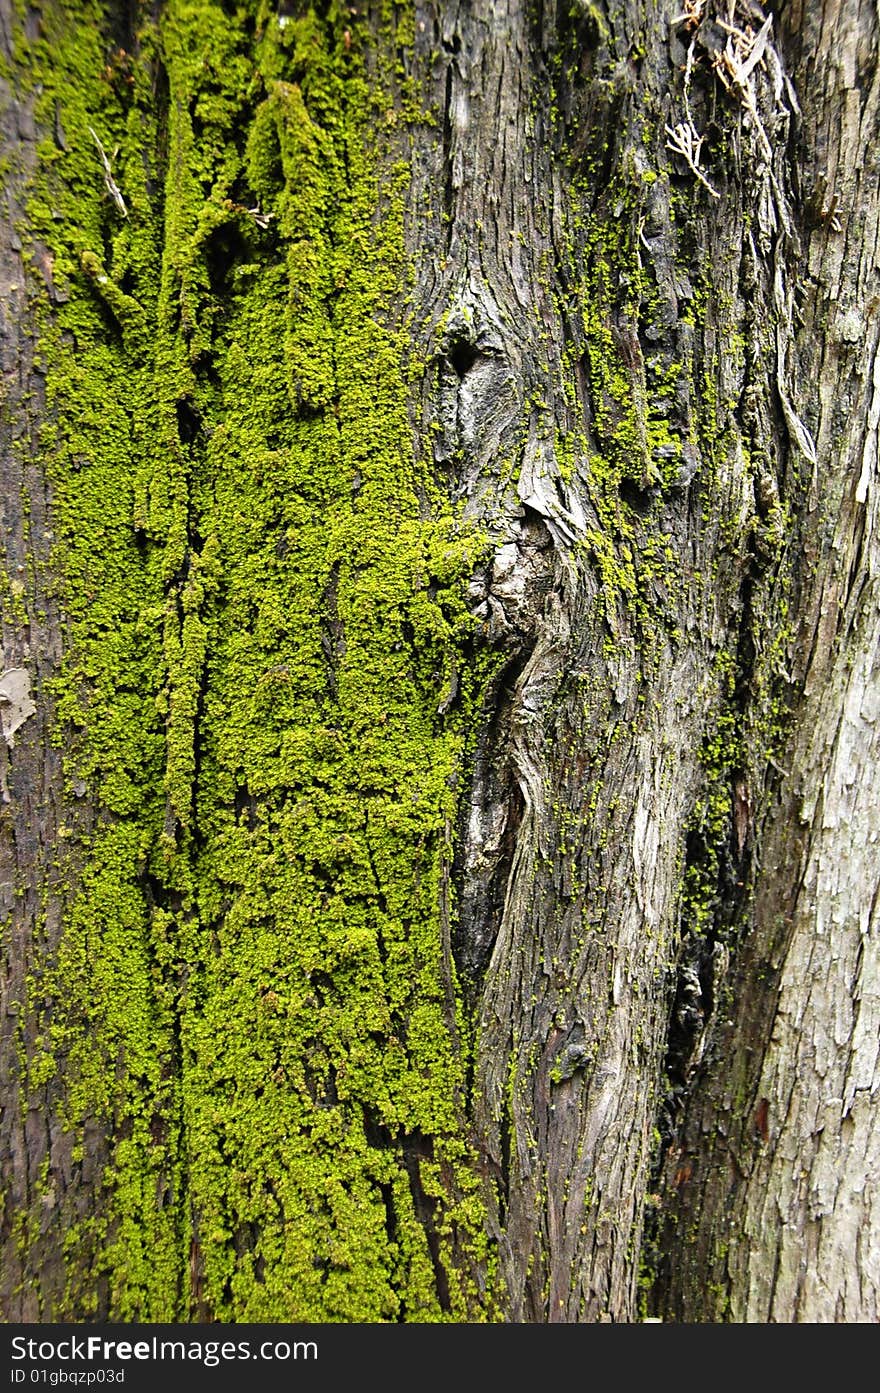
left=655, top=0, right=880, bottom=1323
left=731, top=0, right=880, bottom=1311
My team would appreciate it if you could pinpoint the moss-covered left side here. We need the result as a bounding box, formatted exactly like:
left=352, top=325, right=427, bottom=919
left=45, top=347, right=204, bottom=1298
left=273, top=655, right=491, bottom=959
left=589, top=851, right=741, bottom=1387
left=10, top=0, right=500, bottom=1320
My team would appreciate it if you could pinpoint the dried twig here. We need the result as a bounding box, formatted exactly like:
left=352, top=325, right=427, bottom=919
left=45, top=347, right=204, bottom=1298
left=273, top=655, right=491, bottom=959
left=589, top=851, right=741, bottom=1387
left=711, top=13, right=779, bottom=160
left=88, top=126, right=127, bottom=218
left=665, top=36, right=720, bottom=197
left=671, top=0, right=705, bottom=28
left=709, top=8, right=793, bottom=232
left=246, top=206, right=275, bottom=230
left=665, top=121, right=720, bottom=197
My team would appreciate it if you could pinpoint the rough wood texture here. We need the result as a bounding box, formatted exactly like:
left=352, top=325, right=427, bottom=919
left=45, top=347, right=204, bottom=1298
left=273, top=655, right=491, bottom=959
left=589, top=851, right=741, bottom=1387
left=652, top=0, right=880, bottom=1322
left=1, top=0, right=877, bottom=1322
left=406, top=0, right=813, bottom=1319
left=0, top=0, right=108, bottom=1319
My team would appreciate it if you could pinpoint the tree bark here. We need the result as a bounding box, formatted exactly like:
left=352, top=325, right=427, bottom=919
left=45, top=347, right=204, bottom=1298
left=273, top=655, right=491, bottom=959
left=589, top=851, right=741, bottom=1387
left=652, top=0, right=880, bottom=1322
left=0, top=0, right=877, bottom=1323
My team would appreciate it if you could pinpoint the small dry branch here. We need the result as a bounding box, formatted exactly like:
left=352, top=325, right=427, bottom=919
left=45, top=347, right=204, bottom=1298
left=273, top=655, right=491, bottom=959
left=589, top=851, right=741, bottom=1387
left=665, top=35, right=720, bottom=197
left=88, top=126, right=127, bottom=218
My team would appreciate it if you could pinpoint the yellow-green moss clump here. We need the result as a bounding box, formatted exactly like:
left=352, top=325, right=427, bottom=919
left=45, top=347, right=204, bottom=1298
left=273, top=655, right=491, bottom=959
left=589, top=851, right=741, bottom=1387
left=15, top=0, right=498, bottom=1320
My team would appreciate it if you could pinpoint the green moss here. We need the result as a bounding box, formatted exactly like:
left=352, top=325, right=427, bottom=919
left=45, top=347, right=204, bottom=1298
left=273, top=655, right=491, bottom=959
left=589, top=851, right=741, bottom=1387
left=14, top=0, right=499, bottom=1322
left=542, top=184, right=690, bottom=650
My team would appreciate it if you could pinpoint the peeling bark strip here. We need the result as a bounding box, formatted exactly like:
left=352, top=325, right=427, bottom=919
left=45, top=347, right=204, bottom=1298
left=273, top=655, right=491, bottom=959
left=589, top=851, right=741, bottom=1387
left=0, top=668, right=36, bottom=747
left=0, top=0, right=877, bottom=1323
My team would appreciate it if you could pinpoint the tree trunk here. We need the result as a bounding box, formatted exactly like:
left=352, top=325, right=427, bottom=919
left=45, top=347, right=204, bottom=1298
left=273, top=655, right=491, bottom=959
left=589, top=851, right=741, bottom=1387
left=1, top=0, right=877, bottom=1322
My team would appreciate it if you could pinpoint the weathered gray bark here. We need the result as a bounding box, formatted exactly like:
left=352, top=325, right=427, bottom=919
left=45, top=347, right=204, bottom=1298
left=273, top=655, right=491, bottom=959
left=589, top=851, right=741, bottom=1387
left=1, top=0, right=878, bottom=1323
left=1, top=0, right=107, bottom=1319
left=652, top=0, right=880, bottom=1321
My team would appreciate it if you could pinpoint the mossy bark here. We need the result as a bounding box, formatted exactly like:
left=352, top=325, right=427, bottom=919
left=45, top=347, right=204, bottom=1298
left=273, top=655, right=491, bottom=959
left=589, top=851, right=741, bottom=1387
left=1, top=0, right=877, bottom=1322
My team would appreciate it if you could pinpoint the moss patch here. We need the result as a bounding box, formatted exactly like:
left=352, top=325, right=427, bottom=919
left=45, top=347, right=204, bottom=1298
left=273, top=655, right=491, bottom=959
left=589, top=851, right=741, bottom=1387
left=14, top=0, right=498, bottom=1321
